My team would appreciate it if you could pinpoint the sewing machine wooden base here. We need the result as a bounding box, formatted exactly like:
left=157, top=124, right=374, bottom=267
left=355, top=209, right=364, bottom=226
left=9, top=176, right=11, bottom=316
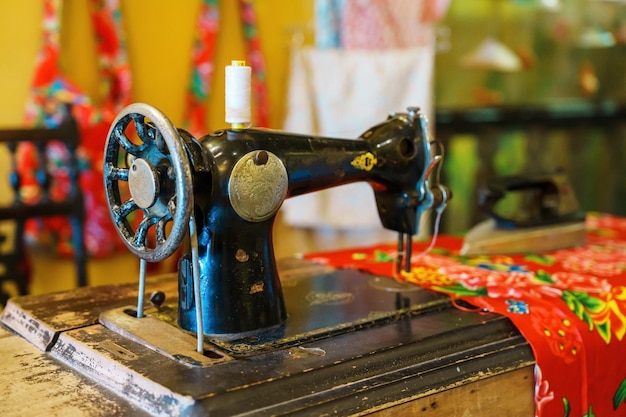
left=0, top=259, right=535, bottom=416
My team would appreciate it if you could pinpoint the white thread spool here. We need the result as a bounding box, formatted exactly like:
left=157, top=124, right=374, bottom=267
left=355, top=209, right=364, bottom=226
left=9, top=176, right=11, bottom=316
left=225, top=60, right=251, bottom=128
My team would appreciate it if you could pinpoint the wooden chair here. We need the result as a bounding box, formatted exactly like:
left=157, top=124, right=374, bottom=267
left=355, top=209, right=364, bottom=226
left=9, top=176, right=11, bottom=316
left=0, top=105, right=87, bottom=304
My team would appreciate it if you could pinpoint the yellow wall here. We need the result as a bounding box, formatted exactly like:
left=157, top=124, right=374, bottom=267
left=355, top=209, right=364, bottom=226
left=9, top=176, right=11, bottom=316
left=0, top=1, right=313, bottom=294
left=0, top=0, right=313, bottom=129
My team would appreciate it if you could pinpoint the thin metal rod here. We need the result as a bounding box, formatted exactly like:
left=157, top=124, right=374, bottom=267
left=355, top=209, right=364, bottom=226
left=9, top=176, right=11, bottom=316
left=189, top=214, right=204, bottom=354
left=137, top=258, right=147, bottom=318
left=405, top=233, right=413, bottom=273
left=396, top=233, right=404, bottom=274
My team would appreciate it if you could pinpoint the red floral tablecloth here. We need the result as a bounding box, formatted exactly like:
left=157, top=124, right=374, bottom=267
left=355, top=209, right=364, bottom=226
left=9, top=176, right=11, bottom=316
left=305, top=212, right=626, bottom=417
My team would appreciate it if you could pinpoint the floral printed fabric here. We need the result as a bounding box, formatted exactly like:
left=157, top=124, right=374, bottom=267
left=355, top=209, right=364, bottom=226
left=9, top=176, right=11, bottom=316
left=183, top=0, right=220, bottom=136
left=238, top=0, right=270, bottom=128
left=23, top=0, right=131, bottom=257
left=183, top=0, right=270, bottom=136
left=341, top=0, right=450, bottom=49
left=305, top=212, right=626, bottom=417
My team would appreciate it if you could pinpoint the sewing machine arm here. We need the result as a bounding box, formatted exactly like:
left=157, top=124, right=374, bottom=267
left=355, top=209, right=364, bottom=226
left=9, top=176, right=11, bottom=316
left=103, top=104, right=449, bottom=335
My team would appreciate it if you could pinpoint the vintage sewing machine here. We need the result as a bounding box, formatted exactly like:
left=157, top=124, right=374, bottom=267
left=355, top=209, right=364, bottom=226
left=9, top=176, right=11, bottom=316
left=0, top=103, right=534, bottom=416
left=105, top=103, right=450, bottom=335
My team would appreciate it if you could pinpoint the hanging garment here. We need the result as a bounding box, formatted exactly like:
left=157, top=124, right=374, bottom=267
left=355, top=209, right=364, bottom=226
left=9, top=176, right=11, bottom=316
left=314, top=0, right=450, bottom=50
left=183, top=0, right=270, bottom=137
left=340, top=0, right=449, bottom=49
left=281, top=0, right=447, bottom=235
left=22, top=0, right=132, bottom=258
left=281, top=46, right=434, bottom=233
left=183, top=0, right=220, bottom=136
left=314, top=0, right=345, bottom=49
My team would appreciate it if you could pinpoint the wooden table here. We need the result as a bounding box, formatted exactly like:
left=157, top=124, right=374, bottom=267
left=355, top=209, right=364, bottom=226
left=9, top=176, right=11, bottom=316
left=1, top=260, right=535, bottom=416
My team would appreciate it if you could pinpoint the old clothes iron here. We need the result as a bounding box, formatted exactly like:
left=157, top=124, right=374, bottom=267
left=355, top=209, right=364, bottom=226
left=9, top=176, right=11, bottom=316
left=461, top=171, right=586, bottom=256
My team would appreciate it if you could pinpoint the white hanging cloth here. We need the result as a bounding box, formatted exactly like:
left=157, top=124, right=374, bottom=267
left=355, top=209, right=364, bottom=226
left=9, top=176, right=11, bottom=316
left=281, top=45, right=434, bottom=232
left=280, top=0, right=449, bottom=240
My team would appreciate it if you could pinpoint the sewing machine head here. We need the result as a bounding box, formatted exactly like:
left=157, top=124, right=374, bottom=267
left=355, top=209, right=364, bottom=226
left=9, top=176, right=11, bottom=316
left=103, top=103, right=449, bottom=337
left=0, top=101, right=454, bottom=416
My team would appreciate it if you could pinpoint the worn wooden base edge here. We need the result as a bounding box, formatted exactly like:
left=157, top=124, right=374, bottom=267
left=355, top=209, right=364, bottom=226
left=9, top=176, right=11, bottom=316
left=366, top=366, right=535, bottom=417
left=1, top=269, right=536, bottom=416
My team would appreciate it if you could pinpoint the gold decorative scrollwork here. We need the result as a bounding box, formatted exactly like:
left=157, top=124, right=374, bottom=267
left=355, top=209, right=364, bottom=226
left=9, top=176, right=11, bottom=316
left=351, top=152, right=377, bottom=171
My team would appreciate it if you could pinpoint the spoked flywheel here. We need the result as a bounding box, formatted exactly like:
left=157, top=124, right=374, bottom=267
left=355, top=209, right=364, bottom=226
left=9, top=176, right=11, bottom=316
left=103, top=103, right=193, bottom=262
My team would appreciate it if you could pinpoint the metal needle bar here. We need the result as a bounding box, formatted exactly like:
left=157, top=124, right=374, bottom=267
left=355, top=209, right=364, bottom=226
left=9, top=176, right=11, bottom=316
left=405, top=233, right=413, bottom=273
left=137, top=258, right=147, bottom=318
left=189, top=214, right=204, bottom=354
left=396, top=233, right=404, bottom=274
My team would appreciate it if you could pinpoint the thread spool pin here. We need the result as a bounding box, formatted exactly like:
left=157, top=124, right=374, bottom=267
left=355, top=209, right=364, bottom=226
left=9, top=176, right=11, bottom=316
left=225, top=60, right=251, bottom=130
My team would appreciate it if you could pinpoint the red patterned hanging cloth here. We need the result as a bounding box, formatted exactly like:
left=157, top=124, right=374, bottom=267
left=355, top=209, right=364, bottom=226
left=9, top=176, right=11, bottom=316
left=183, top=0, right=270, bottom=137
left=305, top=212, right=626, bottom=417
left=22, top=0, right=132, bottom=258
left=238, top=0, right=270, bottom=128
left=183, top=0, right=220, bottom=136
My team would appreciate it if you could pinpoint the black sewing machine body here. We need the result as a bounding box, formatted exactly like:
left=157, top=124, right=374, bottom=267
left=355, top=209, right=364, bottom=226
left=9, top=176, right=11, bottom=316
left=0, top=104, right=534, bottom=416
left=101, top=103, right=443, bottom=336
left=179, top=112, right=435, bottom=335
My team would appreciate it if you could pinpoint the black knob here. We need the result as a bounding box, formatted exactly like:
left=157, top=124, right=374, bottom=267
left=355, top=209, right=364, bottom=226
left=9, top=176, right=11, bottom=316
left=150, top=290, right=166, bottom=308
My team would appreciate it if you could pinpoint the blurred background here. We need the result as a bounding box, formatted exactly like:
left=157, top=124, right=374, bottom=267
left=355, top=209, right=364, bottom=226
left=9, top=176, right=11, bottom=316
left=0, top=0, right=624, bottom=295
